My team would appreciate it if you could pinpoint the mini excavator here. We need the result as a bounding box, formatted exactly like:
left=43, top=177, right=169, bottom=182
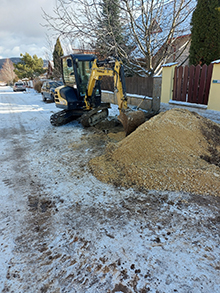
left=50, top=54, right=145, bottom=135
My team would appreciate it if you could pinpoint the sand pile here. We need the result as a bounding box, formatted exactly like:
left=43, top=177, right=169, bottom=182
left=89, top=108, right=220, bottom=196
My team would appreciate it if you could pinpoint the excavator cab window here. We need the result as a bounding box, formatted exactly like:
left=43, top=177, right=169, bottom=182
left=62, top=57, right=76, bottom=87
left=67, top=58, right=72, bottom=68
left=76, top=61, right=92, bottom=97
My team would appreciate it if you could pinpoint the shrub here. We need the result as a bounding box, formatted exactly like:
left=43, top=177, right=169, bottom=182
left=34, top=80, right=43, bottom=93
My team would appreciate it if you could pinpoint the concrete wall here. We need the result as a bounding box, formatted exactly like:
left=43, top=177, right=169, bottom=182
left=208, top=61, right=220, bottom=111
left=102, top=76, right=161, bottom=115
left=161, top=63, right=177, bottom=104
left=152, top=76, right=162, bottom=112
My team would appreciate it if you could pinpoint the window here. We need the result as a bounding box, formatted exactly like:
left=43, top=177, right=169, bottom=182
left=77, top=61, right=92, bottom=95
left=62, top=57, right=76, bottom=86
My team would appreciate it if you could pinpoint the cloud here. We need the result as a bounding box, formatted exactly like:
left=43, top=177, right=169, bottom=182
left=0, top=0, right=56, bottom=59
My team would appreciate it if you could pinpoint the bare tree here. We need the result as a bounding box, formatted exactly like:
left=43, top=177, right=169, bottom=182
left=44, top=33, right=74, bottom=62
left=42, top=0, right=196, bottom=76
left=44, top=33, right=55, bottom=61
left=0, top=59, right=17, bottom=85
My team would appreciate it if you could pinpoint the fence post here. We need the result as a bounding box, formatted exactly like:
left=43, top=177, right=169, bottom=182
left=152, top=76, right=162, bottom=112
left=161, top=63, right=178, bottom=104
left=207, top=60, right=220, bottom=111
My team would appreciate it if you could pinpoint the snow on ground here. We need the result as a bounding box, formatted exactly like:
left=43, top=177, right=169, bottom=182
left=0, top=86, right=220, bottom=293
left=160, top=102, right=220, bottom=125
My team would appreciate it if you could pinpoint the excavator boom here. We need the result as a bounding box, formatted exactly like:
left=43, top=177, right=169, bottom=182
left=84, top=57, right=145, bottom=135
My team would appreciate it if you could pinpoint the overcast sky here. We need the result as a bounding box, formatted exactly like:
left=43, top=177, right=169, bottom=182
left=0, top=0, right=57, bottom=60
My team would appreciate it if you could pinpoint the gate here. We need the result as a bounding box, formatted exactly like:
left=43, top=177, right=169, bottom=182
left=172, top=64, right=213, bottom=105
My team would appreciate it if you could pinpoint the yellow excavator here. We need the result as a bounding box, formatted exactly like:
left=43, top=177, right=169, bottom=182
left=50, top=54, right=145, bottom=135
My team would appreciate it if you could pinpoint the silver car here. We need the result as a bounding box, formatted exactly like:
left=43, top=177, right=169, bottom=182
left=13, top=82, right=26, bottom=92
left=41, top=80, right=63, bottom=102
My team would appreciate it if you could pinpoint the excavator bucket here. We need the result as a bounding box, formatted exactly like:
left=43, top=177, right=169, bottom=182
left=118, top=109, right=146, bottom=136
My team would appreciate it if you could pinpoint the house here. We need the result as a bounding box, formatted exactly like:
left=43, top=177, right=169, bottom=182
left=130, top=0, right=197, bottom=75
left=72, top=48, right=96, bottom=55
left=156, top=0, right=197, bottom=65
left=47, top=60, right=54, bottom=78
left=154, top=0, right=196, bottom=67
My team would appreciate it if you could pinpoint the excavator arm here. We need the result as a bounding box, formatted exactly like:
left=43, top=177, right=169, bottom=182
left=84, top=58, right=145, bottom=135
left=84, top=58, right=128, bottom=111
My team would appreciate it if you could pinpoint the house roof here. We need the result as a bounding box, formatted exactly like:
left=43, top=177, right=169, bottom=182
left=48, top=60, right=54, bottom=69
left=129, top=0, right=196, bottom=58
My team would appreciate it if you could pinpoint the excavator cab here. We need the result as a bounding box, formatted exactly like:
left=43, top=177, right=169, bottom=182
left=54, top=54, right=101, bottom=110
left=51, top=54, right=107, bottom=126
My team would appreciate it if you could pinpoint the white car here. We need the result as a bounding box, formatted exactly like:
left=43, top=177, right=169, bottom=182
left=13, top=82, right=26, bottom=92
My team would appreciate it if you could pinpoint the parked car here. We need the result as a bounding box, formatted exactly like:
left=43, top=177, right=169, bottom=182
left=13, top=82, right=26, bottom=92
left=41, top=80, right=63, bottom=102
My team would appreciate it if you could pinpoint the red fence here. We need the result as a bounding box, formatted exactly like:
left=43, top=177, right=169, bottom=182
left=173, top=64, right=213, bottom=105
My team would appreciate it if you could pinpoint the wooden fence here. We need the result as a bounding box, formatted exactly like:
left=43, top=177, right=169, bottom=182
left=101, top=76, right=153, bottom=97
left=173, top=64, right=213, bottom=105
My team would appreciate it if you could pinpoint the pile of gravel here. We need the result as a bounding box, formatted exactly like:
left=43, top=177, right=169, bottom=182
left=89, top=108, right=220, bottom=196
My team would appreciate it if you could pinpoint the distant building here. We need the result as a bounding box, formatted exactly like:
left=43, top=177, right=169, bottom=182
left=72, top=48, right=96, bottom=55
left=131, top=0, right=196, bottom=74
left=47, top=60, right=54, bottom=78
